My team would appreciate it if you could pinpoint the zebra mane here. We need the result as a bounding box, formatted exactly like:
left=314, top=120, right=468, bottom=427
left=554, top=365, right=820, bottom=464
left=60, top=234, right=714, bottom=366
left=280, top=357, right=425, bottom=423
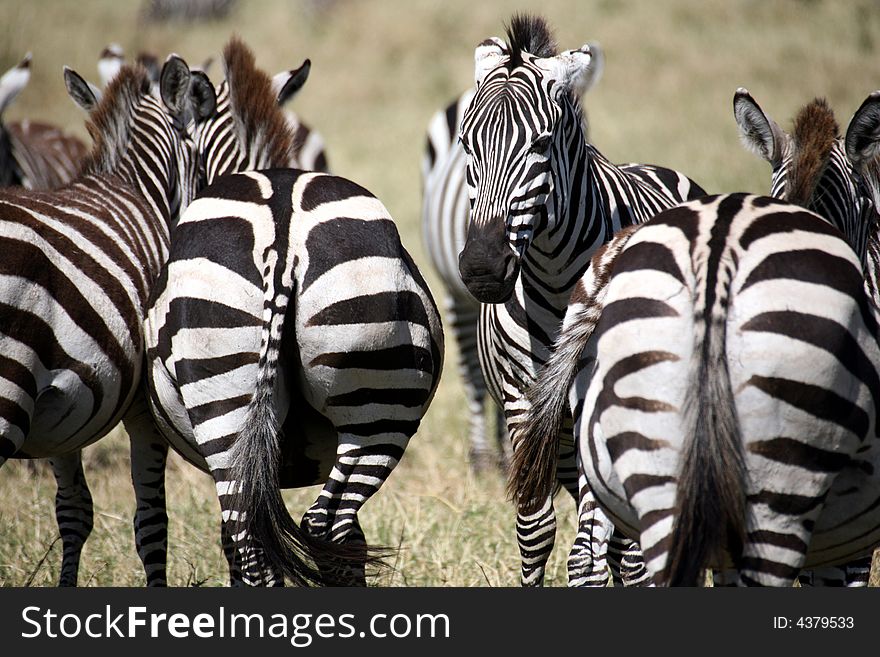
left=81, top=65, right=153, bottom=175
left=789, top=98, right=840, bottom=207
left=223, top=36, right=295, bottom=168
left=505, top=13, right=557, bottom=70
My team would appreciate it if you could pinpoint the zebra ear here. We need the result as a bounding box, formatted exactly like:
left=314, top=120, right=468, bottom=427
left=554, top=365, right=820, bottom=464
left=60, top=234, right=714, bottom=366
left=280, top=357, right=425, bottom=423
left=845, top=91, right=880, bottom=169
left=474, top=37, right=506, bottom=87
left=273, top=59, right=311, bottom=106
left=188, top=70, right=217, bottom=122
left=0, top=53, right=32, bottom=116
left=63, top=66, right=100, bottom=112
left=159, top=54, right=193, bottom=118
left=734, top=88, right=785, bottom=165
left=556, top=43, right=603, bottom=98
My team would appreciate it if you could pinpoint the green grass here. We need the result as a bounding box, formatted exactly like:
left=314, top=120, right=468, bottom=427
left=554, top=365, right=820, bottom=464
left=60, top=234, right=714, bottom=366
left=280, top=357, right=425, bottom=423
left=1, top=0, right=879, bottom=586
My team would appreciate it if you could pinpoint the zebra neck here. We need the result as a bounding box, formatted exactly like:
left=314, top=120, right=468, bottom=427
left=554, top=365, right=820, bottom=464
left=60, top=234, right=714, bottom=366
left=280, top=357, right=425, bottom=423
left=525, top=143, right=619, bottom=306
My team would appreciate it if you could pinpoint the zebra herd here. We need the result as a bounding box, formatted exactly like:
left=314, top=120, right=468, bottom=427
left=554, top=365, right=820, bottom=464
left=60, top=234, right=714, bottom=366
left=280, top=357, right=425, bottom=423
left=2, top=10, right=880, bottom=587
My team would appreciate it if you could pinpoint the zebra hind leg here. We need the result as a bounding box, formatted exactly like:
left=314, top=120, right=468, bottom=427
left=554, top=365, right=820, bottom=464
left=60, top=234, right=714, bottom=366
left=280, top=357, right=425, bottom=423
left=607, top=531, right=651, bottom=586
left=797, top=557, right=873, bottom=587
left=300, top=436, right=403, bottom=586
left=214, top=472, right=284, bottom=586
left=124, top=390, right=170, bottom=586
left=48, top=451, right=93, bottom=586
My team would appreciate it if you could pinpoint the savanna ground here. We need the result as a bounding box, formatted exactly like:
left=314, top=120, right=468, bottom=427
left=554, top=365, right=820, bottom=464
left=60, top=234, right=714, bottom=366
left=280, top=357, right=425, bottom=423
left=1, top=0, right=879, bottom=586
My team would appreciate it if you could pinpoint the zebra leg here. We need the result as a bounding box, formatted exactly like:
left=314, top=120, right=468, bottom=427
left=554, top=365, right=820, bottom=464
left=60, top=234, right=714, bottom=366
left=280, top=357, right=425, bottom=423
left=48, top=451, right=93, bottom=587
left=608, top=531, right=651, bottom=586
left=797, top=557, right=873, bottom=587
left=301, top=436, right=402, bottom=586
left=567, top=480, right=612, bottom=587
left=448, top=295, right=497, bottom=474
left=123, top=391, right=169, bottom=586
left=220, top=521, right=240, bottom=586
left=213, top=470, right=284, bottom=587
left=517, top=495, right=557, bottom=586
left=494, top=404, right=512, bottom=472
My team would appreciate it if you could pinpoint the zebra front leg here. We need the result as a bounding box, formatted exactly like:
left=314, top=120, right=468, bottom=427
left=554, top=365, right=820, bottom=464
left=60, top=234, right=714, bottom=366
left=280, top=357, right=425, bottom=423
left=517, top=496, right=557, bottom=586
left=48, top=451, right=93, bottom=587
left=448, top=295, right=498, bottom=474
left=124, top=391, right=170, bottom=586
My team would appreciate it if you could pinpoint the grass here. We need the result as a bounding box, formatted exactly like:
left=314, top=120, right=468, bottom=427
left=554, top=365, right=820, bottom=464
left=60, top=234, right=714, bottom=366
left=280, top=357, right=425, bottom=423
left=1, top=0, right=880, bottom=586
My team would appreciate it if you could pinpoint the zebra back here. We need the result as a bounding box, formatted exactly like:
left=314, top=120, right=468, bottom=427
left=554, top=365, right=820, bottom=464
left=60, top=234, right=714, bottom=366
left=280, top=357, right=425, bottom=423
left=519, top=194, right=880, bottom=584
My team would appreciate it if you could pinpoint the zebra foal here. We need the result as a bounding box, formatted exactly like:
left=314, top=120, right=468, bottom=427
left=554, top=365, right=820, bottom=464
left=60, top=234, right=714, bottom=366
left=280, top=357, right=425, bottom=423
left=0, top=58, right=213, bottom=586
left=145, top=38, right=443, bottom=586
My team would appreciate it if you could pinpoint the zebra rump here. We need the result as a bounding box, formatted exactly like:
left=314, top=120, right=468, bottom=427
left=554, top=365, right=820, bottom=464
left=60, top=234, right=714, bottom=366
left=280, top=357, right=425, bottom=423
left=516, top=194, right=880, bottom=585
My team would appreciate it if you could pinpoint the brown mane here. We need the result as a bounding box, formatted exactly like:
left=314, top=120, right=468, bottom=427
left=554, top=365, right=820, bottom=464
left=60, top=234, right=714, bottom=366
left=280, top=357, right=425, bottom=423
left=222, top=36, right=295, bottom=168
left=788, top=98, right=839, bottom=206
left=81, top=65, right=153, bottom=175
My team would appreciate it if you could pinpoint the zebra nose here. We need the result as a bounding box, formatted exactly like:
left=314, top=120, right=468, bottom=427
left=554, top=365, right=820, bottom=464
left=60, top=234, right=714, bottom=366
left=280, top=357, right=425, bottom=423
left=458, top=222, right=519, bottom=303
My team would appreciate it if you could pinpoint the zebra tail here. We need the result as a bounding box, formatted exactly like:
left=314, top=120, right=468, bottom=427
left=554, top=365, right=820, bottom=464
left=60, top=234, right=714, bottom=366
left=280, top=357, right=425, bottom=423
left=508, top=227, right=639, bottom=516
left=508, top=300, right=600, bottom=515
left=228, top=284, right=385, bottom=586
left=666, top=302, right=747, bottom=586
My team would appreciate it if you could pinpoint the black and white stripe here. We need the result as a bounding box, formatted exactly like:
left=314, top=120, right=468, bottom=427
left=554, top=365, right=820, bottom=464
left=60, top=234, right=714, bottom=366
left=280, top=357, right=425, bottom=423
left=145, top=39, right=443, bottom=585
left=734, top=90, right=880, bottom=584
left=458, top=14, right=704, bottom=586
left=0, top=59, right=210, bottom=586
left=514, top=192, right=880, bottom=585
left=0, top=54, right=87, bottom=190
left=421, top=87, right=509, bottom=472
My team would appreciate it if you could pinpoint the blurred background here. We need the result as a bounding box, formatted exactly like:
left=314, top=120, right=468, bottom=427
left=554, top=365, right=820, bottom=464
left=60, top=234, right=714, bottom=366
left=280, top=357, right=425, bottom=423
left=2, top=0, right=879, bottom=586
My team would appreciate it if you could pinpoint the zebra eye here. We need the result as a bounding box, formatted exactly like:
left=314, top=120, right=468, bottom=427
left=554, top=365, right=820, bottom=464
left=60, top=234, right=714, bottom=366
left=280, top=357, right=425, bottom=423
left=459, top=137, right=472, bottom=156
left=530, top=135, right=552, bottom=154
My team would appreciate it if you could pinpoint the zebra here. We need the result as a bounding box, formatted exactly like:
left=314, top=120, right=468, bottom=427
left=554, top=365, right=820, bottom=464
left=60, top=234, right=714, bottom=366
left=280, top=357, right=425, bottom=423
left=733, top=90, right=880, bottom=585
left=97, top=40, right=327, bottom=173
left=421, top=87, right=510, bottom=473
left=0, top=53, right=87, bottom=190
left=457, top=14, right=705, bottom=586
left=144, top=37, right=443, bottom=585
left=512, top=191, right=880, bottom=586
left=0, top=58, right=214, bottom=586
left=847, top=90, right=880, bottom=309
left=273, top=64, right=330, bottom=173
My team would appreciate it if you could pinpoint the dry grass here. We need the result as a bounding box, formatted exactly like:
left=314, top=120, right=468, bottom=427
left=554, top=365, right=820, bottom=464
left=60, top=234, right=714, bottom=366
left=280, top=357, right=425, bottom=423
left=1, top=0, right=880, bottom=586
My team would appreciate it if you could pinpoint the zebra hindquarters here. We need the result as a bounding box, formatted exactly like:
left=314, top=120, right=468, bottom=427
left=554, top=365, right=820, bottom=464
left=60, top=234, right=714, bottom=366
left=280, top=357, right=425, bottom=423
left=726, top=238, right=877, bottom=585
left=294, top=239, right=443, bottom=585
left=574, top=223, right=696, bottom=585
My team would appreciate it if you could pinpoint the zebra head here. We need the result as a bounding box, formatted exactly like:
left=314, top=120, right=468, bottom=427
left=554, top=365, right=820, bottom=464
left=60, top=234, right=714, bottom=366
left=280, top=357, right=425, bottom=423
left=194, top=37, right=306, bottom=184
left=734, top=89, right=873, bottom=262
left=458, top=14, right=603, bottom=304
left=844, top=91, right=880, bottom=220
left=64, top=55, right=215, bottom=222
